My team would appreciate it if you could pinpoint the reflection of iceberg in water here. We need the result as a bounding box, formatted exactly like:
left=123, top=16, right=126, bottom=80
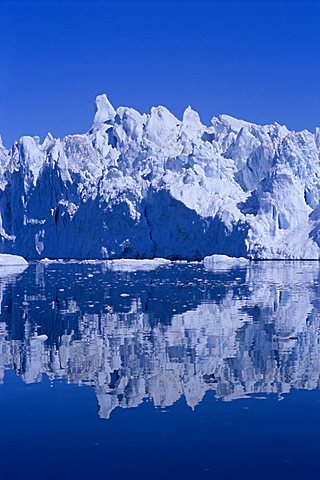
left=0, top=262, right=29, bottom=382
left=0, top=263, right=28, bottom=312
left=1, top=261, right=320, bottom=419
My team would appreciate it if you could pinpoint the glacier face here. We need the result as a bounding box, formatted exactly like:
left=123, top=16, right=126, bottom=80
left=1, top=94, right=320, bottom=259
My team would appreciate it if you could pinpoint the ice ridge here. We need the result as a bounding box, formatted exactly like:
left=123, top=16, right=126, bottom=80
left=1, top=94, right=320, bottom=259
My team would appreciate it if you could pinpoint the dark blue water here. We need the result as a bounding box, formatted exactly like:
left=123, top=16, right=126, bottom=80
left=1, top=260, right=320, bottom=480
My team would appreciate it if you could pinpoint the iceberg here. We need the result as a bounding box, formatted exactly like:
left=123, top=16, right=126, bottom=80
left=1, top=94, right=320, bottom=259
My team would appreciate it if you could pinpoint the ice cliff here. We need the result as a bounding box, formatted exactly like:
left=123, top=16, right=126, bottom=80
left=1, top=94, right=320, bottom=259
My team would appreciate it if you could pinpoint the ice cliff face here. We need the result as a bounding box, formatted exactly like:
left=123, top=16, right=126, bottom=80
left=1, top=94, right=320, bottom=259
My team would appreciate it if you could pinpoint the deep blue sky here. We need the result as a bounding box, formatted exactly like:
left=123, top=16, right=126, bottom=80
left=1, top=0, right=319, bottom=146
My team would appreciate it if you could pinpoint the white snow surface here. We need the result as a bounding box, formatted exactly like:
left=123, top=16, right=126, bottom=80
left=0, top=254, right=28, bottom=266
left=204, top=254, right=249, bottom=270
left=104, top=258, right=171, bottom=271
left=1, top=94, right=320, bottom=259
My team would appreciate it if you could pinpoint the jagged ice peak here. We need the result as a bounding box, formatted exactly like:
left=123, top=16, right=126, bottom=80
left=0, top=93, right=319, bottom=260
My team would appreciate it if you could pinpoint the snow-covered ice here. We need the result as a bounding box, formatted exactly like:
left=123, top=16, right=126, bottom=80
left=0, top=254, right=28, bottom=281
left=0, top=254, right=28, bottom=266
left=104, top=258, right=171, bottom=272
left=1, top=94, right=320, bottom=259
left=204, top=254, right=249, bottom=270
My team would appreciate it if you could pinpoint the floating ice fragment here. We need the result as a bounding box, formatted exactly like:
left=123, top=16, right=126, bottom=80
left=203, top=254, right=249, bottom=271
left=0, top=254, right=28, bottom=266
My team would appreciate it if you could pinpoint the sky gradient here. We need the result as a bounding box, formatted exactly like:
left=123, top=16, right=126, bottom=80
left=1, top=0, right=319, bottom=146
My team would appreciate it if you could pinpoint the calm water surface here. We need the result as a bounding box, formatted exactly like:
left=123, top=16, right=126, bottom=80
left=1, top=260, right=320, bottom=480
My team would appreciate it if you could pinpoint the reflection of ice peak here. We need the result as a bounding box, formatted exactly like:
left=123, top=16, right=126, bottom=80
left=0, top=262, right=320, bottom=418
